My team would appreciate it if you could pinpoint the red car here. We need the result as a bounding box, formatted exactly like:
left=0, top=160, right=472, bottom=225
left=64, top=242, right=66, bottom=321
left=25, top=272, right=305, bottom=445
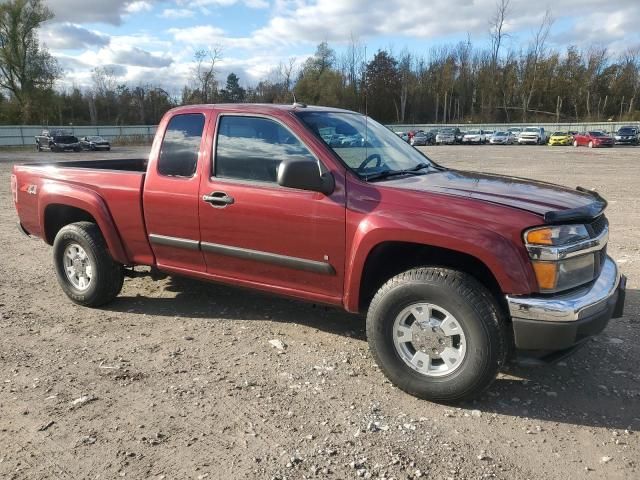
left=573, top=131, right=614, bottom=148
left=11, top=104, right=625, bottom=402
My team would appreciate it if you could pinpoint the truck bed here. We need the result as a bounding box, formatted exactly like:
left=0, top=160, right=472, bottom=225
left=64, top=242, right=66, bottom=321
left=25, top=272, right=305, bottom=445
left=13, top=158, right=154, bottom=266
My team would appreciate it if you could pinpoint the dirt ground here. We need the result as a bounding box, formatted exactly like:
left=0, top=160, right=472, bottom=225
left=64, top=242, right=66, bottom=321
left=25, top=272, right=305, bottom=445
left=0, top=144, right=638, bottom=480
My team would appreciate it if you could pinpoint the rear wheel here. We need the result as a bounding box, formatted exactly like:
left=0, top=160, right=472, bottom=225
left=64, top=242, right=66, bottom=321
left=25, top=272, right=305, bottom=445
left=366, top=267, right=508, bottom=403
left=53, top=222, right=124, bottom=307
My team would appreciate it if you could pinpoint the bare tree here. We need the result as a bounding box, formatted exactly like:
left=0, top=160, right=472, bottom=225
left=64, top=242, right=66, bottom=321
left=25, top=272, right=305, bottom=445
left=489, top=0, right=511, bottom=67
left=519, top=10, right=554, bottom=121
left=397, top=50, right=412, bottom=123
left=193, top=47, right=222, bottom=104
left=278, top=57, right=297, bottom=96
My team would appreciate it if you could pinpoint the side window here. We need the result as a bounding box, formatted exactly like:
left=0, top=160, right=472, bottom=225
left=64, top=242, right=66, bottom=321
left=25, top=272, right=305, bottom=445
left=215, top=116, right=315, bottom=183
left=158, top=113, right=205, bottom=178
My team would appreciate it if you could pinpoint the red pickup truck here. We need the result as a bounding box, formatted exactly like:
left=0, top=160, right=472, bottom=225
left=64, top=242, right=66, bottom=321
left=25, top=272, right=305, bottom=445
left=11, top=104, right=626, bottom=402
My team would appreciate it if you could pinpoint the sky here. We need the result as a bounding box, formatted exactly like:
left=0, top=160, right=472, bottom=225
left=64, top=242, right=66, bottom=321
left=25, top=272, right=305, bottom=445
left=41, top=0, right=640, bottom=95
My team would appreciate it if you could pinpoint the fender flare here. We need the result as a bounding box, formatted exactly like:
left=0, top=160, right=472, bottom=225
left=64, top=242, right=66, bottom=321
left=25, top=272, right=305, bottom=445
left=343, top=223, right=535, bottom=313
left=38, top=181, right=129, bottom=264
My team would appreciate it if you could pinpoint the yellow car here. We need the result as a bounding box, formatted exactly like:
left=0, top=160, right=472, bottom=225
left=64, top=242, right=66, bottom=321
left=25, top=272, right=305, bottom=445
left=548, top=131, right=573, bottom=146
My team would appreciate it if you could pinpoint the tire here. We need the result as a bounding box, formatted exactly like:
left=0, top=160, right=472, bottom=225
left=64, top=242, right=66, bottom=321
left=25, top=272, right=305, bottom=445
left=53, top=222, right=124, bottom=307
left=588, top=141, right=593, bottom=148
left=36, top=142, right=41, bottom=152
left=573, top=140, right=578, bottom=147
left=366, top=267, right=508, bottom=403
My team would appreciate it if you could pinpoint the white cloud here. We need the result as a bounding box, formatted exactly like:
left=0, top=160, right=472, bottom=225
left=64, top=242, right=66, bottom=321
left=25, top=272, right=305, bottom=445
left=169, top=25, right=226, bottom=44
left=160, top=8, right=195, bottom=18
left=126, top=1, right=153, bottom=13
left=179, top=0, right=269, bottom=8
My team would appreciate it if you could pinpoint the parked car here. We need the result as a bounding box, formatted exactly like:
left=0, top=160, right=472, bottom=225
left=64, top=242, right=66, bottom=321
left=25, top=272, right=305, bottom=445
left=508, top=127, right=523, bottom=138
left=435, top=128, right=457, bottom=145
left=614, top=126, right=639, bottom=145
left=518, top=127, right=547, bottom=145
left=483, top=130, right=495, bottom=142
left=548, top=131, right=573, bottom=146
left=410, top=131, right=433, bottom=146
left=35, top=129, right=81, bottom=152
left=12, top=103, right=626, bottom=403
left=573, top=131, right=614, bottom=148
left=462, top=129, right=486, bottom=144
left=489, top=131, right=515, bottom=145
left=80, top=136, right=111, bottom=151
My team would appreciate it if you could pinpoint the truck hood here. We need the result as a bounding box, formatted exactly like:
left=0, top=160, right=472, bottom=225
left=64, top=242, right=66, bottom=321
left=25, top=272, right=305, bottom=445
left=383, top=169, right=605, bottom=222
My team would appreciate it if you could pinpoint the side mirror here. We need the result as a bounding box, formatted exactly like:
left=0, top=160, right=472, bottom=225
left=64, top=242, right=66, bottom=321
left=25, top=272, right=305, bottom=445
left=277, top=158, right=335, bottom=195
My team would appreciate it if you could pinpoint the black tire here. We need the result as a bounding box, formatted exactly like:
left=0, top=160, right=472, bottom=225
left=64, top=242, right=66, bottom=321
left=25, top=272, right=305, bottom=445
left=366, top=267, right=508, bottom=403
left=36, top=142, right=42, bottom=152
left=53, top=222, right=124, bottom=307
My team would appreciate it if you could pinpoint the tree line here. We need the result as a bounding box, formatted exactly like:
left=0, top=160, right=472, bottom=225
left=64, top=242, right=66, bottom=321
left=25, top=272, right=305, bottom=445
left=0, top=0, right=638, bottom=127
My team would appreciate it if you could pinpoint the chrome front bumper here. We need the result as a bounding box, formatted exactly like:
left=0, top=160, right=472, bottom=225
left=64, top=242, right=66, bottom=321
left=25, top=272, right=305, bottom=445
left=506, top=257, right=626, bottom=351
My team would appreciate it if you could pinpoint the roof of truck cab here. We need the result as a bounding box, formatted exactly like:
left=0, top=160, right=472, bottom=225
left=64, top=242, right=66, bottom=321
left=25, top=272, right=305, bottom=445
left=166, top=103, right=358, bottom=115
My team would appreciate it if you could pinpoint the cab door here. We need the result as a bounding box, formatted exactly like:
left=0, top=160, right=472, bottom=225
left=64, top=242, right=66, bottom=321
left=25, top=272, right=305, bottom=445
left=198, top=112, right=346, bottom=302
left=143, top=110, right=210, bottom=272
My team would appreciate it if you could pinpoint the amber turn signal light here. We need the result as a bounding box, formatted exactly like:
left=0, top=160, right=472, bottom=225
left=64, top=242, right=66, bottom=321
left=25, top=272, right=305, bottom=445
left=525, top=228, right=553, bottom=245
left=531, top=261, right=558, bottom=290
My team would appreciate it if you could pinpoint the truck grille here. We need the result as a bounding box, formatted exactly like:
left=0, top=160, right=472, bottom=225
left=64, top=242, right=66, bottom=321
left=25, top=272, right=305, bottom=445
left=587, top=215, right=608, bottom=279
left=588, top=215, right=608, bottom=237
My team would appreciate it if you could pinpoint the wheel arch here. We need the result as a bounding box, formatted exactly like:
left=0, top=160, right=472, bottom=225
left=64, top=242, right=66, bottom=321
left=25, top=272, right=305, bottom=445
left=39, top=183, right=129, bottom=264
left=354, top=241, right=508, bottom=314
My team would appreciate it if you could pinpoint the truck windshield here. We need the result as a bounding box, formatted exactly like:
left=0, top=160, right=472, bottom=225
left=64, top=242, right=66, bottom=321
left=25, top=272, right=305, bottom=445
left=296, top=111, right=436, bottom=180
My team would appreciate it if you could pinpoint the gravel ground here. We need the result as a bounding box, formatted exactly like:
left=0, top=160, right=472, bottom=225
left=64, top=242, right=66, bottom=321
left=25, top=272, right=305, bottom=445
left=0, top=145, right=638, bottom=479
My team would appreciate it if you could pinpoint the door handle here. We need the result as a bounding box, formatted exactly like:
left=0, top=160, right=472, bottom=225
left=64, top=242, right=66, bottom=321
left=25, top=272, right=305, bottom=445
left=202, top=191, right=235, bottom=208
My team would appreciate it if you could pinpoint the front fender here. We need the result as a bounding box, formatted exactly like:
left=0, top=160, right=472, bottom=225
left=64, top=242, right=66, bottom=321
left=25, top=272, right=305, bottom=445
left=38, top=181, right=129, bottom=264
left=343, top=213, right=537, bottom=312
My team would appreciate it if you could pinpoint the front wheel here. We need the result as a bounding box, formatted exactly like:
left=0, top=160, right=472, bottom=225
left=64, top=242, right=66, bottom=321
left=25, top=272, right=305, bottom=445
left=366, top=267, right=508, bottom=403
left=588, top=141, right=594, bottom=148
left=53, top=222, right=124, bottom=307
left=573, top=140, right=579, bottom=147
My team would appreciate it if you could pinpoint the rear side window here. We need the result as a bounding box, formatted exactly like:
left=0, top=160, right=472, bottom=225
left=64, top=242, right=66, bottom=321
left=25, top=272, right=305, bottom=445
left=215, top=115, right=315, bottom=183
left=158, top=113, right=206, bottom=178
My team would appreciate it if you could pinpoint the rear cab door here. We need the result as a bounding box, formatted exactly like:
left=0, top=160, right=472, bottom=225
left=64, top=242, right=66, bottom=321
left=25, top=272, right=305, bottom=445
left=143, top=107, right=213, bottom=273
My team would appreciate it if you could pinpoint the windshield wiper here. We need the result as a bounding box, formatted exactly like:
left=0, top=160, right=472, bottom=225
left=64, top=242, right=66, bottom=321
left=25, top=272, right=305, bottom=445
left=364, top=163, right=431, bottom=182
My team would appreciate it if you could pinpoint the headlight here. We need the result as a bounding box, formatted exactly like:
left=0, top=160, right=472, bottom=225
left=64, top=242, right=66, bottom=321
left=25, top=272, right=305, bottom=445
left=524, top=224, right=598, bottom=293
left=525, top=224, right=589, bottom=246
left=531, top=254, right=596, bottom=292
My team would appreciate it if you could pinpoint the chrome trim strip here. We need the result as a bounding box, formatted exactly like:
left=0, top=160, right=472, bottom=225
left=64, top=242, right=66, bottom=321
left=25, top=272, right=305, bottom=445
left=149, top=234, right=199, bottom=251
left=526, top=226, right=608, bottom=261
left=506, top=256, right=620, bottom=322
left=201, top=241, right=335, bottom=275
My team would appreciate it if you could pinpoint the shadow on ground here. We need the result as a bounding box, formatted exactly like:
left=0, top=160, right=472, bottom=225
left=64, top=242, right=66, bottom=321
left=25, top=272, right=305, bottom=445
left=106, top=276, right=640, bottom=431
